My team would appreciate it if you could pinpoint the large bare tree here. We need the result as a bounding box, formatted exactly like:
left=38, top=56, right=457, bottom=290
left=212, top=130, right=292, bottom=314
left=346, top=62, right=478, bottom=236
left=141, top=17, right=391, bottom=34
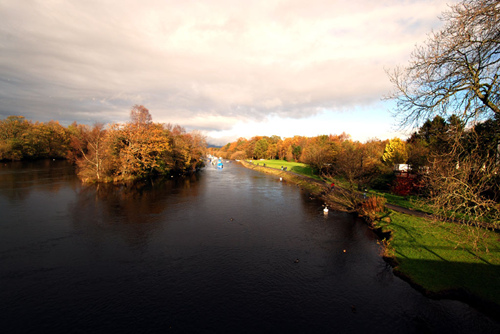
left=387, top=0, right=500, bottom=249
left=387, top=0, right=500, bottom=127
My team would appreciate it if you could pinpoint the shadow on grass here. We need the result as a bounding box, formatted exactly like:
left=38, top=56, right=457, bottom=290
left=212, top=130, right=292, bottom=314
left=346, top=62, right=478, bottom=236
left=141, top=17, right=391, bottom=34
left=291, top=166, right=313, bottom=176
left=393, top=258, right=500, bottom=322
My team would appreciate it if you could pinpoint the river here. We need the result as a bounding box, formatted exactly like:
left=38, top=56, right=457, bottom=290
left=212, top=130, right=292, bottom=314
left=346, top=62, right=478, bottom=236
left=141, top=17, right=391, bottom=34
left=0, top=160, right=498, bottom=333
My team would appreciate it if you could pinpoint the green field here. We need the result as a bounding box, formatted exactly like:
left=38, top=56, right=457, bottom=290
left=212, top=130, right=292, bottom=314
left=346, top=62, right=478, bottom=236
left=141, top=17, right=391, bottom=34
left=371, top=191, right=426, bottom=210
left=371, top=189, right=500, bottom=308
left=247, top=159, right=322, bottom=181
left=376, top=211, right=500, bottom=306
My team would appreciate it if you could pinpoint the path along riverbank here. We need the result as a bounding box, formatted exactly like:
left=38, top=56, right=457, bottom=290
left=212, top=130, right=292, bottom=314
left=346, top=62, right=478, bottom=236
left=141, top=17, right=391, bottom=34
left=237, top=160, right=500, bottom=322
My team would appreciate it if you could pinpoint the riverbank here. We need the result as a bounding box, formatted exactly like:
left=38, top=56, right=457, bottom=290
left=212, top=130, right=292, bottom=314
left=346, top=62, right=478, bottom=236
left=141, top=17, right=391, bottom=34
left=238, top=160, right=500, bottom=322
left=375, top=211, right=500, bottom=320
left=239, top=160, right=328, bottom=195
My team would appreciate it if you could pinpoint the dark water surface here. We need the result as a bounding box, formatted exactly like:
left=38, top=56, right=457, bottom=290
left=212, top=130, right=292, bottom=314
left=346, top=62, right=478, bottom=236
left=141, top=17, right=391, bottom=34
left=0, top=160, right=498, bottom=333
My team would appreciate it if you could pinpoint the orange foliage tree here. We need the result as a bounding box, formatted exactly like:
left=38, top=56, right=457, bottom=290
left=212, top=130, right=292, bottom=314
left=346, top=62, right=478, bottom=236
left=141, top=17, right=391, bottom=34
left=70, top=123, right=109, bottom=182
left=69, top=105, right=206, bottom=183
left=0, top=116, right=70, bottom=161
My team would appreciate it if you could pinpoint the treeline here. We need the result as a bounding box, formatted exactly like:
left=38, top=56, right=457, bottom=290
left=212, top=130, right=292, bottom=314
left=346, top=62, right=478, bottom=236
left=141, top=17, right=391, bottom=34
left=0, top=116, right=70, bottom=160
left=210, top=132, right=393, bottom=191
left=210, top=114, right=500, bottom=199
left=0, top=105, right=206, bottom=182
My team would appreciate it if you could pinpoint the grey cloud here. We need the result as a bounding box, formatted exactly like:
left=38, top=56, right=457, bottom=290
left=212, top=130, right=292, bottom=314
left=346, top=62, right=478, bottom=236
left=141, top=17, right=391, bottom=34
left=0, top=0, right=454, bottom=133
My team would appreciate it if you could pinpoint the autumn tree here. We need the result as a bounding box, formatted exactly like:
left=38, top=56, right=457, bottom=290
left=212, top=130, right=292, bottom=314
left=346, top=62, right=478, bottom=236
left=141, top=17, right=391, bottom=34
left=0, top=116, right=32, bottom=160
left=243, top=136, right=257, bottom=159
left=265, top=135, right=281, bottom=159
left=34, top=121, right=70, bottom=158
left=187, top=130, right=208, bottom=168
left=223, top=137, right=248, bottom=159
left=292, top=144, right=302, bottom=161
left=324, top=139, right=367, bottom=212
left=130, top=104, right=153, bottom=125
left=382, top=138, right=408, bottom=166
left=266, top=143, right=278, bottom=159
left=330, top=139, right=384, bottom=190
left=300, top=135, right=336, bottom=173
left=334, top=141, right=363, bottom=189
left=215, top=143, right=231, bottom=159
left=1, top=107, right=206, bottom=182
left=116, top=107, right=171, bottom=179
left=0, top=116, right=71, bottom=161
left=280, top=137, right=295, bottom=161
left=359, top=139, right=389, bottom=188
left=164, top=124, right=206, bottom=173
left=230, top=151, right=247, bottom=160
left=71, top=123, right=109, bottom=181
left=70, top=105, right=205, bottom=182
left=253, top=138, right=269, bottom=159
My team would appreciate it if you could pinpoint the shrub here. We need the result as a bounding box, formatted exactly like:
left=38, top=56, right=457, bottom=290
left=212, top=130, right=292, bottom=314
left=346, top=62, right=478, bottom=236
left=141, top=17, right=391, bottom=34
left=360, top=195, right=387, bottom=222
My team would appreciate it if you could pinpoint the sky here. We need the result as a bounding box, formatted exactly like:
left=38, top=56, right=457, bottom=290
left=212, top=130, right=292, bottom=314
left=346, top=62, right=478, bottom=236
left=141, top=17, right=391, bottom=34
left=0, top=0, right=458, bottom=146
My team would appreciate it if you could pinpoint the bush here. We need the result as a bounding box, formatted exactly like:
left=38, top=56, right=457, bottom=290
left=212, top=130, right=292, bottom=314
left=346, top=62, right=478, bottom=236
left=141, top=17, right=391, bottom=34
left=360, top=195, right=387, bottom=222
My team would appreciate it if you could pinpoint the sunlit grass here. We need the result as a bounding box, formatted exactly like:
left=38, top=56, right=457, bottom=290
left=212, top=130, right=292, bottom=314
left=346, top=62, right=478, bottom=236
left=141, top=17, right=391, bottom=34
left=376, top=211, right=500, bottom=305
left=322, top=175, right=352, bottom=190
left=371, top=191, right=419, bottom=209
left=370, top=190, right=434, bottom=214
left=241, top=160, right=325, bottom=193
left=372, top=190, right=498, bottom=228
left=247, top=159, right=322, bottom=181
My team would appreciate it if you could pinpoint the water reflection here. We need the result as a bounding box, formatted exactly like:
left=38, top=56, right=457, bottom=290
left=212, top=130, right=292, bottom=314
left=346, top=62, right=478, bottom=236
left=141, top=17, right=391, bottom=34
left=0, top=160, right=77, bottom=202
left=70, top=175, right=202, bottom=249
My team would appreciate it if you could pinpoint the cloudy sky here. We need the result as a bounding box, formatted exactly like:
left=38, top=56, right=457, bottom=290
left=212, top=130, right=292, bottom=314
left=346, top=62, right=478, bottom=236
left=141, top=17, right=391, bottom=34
left=0, top=0, right=456, bottom=145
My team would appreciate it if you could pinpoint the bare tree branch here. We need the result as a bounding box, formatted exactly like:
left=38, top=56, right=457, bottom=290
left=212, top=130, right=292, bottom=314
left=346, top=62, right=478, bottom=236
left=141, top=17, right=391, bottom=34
left=386, top=0, right=500, bottom=128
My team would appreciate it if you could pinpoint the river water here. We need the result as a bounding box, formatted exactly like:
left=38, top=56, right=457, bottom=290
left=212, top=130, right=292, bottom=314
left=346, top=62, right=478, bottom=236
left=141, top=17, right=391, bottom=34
left=0, top=160, right=498, bottom=333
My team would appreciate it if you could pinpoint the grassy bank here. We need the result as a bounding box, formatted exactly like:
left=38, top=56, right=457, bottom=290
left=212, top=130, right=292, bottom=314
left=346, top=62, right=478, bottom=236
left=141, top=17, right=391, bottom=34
left=371, top=191, right=418, bottom=209
left=247, top=159, right=322, bottom=181
left=371, top=190, right=438, bottom=216
left=240, top=160, right=327, bottom=194
left=375, top=211, right=500, bottom=316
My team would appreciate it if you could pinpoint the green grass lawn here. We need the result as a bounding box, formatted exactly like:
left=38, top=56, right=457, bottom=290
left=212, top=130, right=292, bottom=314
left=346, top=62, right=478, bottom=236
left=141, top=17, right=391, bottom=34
left=371, top=191, right=422, bottom=210
left=247, top=159, right=322, bottom=181
left=366, top=186, right=500, bottom=309
left=376, top=211, right=500, bottom=306
left=371, top=190, right=496, bottom=227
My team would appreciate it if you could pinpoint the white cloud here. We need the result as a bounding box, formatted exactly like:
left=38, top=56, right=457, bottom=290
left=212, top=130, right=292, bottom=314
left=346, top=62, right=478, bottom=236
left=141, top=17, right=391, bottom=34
left=0, top=0, right=457, bottom=141
left=204, top=102, right=408, bottom=146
